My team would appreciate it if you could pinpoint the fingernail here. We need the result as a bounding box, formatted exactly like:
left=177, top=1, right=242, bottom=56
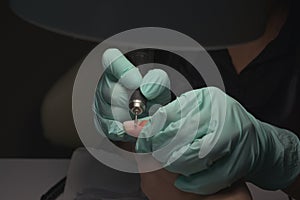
left=123, top=120, right=148, bottom=137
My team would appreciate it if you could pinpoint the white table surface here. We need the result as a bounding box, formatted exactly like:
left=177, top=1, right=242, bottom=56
left=0, top=159, right=69, bottom=200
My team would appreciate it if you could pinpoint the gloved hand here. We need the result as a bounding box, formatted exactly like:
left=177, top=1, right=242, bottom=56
left=93, top=48, right=171, bottom=142
left=135, top=87, right=300, bottom=194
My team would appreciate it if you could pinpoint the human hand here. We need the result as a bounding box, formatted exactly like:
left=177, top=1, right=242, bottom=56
left=93, top=48, right=170, bottom=141
left=133, top=87, right=300, bottom=194
left=140, top=169, right=252, bottom=200
left=124, top=120, right=252, bottom=200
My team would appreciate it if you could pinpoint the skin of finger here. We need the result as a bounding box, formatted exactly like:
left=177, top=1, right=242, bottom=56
left=134, top=148, right=204, bottom=200
left=139, top=168, right=252, bottom=200
left=174, top=145, right=251, bottom=195
left=126, top=118, right=251, bottom=199
left=123, top=120, right=148, bottom=138
left=135, top=139, right=252, bottom=200
left=129, top=121, right=251, bottom=200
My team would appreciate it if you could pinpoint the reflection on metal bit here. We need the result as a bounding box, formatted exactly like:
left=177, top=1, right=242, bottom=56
left=134, top=113, right=138, bottom=128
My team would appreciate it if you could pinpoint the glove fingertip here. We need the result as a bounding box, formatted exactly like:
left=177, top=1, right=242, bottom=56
left=141, top=69, right=170, bottom=100
left=119, top=68, right=142, bottom=90
left=174, top=176, right=194, bottom=192
left=175, top=176, right=214, bottom=195
left=102, top=48, right=123, bottom=70
left=102, top=48, right=141, bottom=89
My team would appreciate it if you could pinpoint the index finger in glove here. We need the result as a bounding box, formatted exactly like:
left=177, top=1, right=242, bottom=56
left=140, top=69, right=171, bottom=105
left=137, top=88, right=212, bottom=141
left=135, top=88, right=228, bottom=160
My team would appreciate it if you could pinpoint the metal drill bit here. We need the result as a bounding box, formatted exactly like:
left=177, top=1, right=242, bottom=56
left=134, top=112, right=138, bottom=127
left=129, top=89, right=146, bottom=128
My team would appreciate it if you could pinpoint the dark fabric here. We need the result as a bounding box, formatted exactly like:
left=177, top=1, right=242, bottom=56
left=125, top=5, right=300, bottom=138
left=208, top=9, right=300, bottom=137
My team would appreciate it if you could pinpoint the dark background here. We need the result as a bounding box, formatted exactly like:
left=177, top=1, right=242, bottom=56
left=3, top=1, right=96, bottom=158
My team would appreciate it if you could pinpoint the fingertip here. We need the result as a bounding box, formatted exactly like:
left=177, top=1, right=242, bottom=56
left=123, top=120, right=149, bottom=137
left=141, top=69, right=170, bottom=100
left=119, top=67, right=142, bottom=90
left=174, top=176, right=192, bottom=192
left=102, top=49, right=141, bottom=89
left=151, top=69, right=169, bottom=81
left=174, top=176, right=205, bottom=195
left=102, top=48, right=123, bottom=70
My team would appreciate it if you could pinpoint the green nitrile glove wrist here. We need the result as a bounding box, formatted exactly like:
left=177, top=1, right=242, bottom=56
left=135, top=87, right=300, bottom=194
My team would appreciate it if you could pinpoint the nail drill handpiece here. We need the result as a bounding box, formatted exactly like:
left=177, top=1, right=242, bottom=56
left=129, top=88, right=146, bottom=127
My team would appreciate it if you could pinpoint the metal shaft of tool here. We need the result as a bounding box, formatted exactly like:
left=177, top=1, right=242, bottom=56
left=134, top=111, right=138, bottom=127
left=129, top=88, right=146, bottom=128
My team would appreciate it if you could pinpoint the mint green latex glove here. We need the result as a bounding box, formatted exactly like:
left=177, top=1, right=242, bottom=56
left=136, top=87, right=300, bottom=194
left=94, top=48, right=170, bottom=142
